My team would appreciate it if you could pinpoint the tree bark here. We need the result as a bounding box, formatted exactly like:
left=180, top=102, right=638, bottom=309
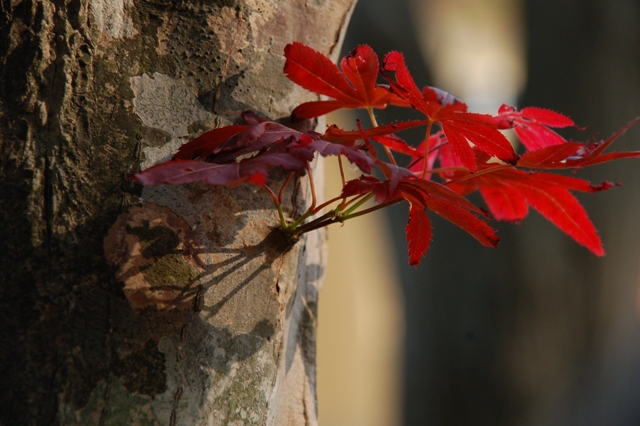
left=0, top=1, right=356, bottom=425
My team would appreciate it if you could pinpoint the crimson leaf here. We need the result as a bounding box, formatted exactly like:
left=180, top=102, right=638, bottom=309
left=446, top=165, right=612, bottom=256
left=498, top=104, right=575, bottom=150
left=381, top=51, right=517, bottom=171
left=284, top=43, right=407, bottom=120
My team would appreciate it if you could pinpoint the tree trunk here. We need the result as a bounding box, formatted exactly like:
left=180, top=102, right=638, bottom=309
left=0, top=1, right=355, bottom=425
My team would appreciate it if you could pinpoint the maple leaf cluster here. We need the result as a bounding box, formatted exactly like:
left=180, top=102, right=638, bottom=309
left=132, top=42, right=639, bottom=266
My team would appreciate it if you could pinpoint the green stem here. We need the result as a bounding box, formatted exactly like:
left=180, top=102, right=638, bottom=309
left=287, top=192, right=369, bottom=232
left=291, top=198, right=404, bottom=237
left=289, top=210, right=337, bottom=236
left=276, top=205, right=289, bottom=230
left=290, top=218, right=337, bottom=237
left=342, top=193, right=374, bottom=215
left=313, top=195, right=349, bottom=214
left=338, top=192, right=368, bottom=210
left=287, top=209, right=314, bottom=230
left=341, top=198, right=403, bottom=221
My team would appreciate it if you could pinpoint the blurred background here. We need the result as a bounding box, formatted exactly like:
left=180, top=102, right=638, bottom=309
left=316, top=0, right=640, bottom=425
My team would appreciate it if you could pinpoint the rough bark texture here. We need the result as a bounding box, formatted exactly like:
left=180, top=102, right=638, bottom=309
left=0, top=1, right=356, bottom=425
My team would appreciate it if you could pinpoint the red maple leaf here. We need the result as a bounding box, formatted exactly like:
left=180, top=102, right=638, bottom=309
left=497, top=104, right=576, bottom=150
left=342, top=168, right=499, bottom=265
left=397, top=178, right=498, bottom=245
left=443, top=150, right=614, bottom=256
left=404, top=193, right=433, bottom=266
left=517, top=119, right=640, bottom=169
left=284, top=42, right=408, bottom=120
left=381, top=51, right=517, bottom=171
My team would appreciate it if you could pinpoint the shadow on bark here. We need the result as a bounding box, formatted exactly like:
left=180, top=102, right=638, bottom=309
left=0, top=172, right=322, bottom=424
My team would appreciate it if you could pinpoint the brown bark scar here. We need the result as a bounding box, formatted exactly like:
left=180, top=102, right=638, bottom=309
left=104, top=204, right=203, bottom=310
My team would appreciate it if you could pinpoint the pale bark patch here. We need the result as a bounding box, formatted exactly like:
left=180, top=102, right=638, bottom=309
left=130, top=72, right=214, bottom=169
left=130, top=72, right=211, bottom=139
left=89, top=0, right=138, bottom=39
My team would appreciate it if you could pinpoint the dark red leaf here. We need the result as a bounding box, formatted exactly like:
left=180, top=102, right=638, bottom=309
left=307, top=139, right=375, bottom=173
left=478, top=183, right=528, bottom=221
left=132, top=143, right=309, bottom=188
left=340, top=44, right=383, bottom=103
left=339, top=166, right=500, bottom=264
left=242, top=151, right=308, bottom=176
left=340, top=176, right=390, bottom=202
left=208, top=121, right=308, bottom=163
left=375, top=162, right=415, bottom=201
left=339, top=165, right=411, bottom=203
left=173, top=125, right=249, bottom=160
left=516, top=179, right=604, bottom=256
left=516, top=106, right=575, bottom=127
left=400, top=178, right=490, bottom=218
left=517, top=142, right=583, bottom=168
left=132, top=159, right=254, bottom=186
left=284, top=42, right=358, bottom=102
left=529, top=172, right=616, bottom=193
left=420, top=196, right=499, bottom=248
left=382, top=51, right=441, bottom=117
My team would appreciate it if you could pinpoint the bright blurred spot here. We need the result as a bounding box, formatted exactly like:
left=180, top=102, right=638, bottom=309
left=409, top=0, right=526, bottom=113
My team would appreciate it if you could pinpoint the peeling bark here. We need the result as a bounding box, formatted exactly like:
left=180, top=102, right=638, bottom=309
left=0, top=1, right=355, bottom=425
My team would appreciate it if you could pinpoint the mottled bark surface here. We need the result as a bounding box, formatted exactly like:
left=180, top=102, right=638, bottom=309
left=0, top=1, right=355, bottom=425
